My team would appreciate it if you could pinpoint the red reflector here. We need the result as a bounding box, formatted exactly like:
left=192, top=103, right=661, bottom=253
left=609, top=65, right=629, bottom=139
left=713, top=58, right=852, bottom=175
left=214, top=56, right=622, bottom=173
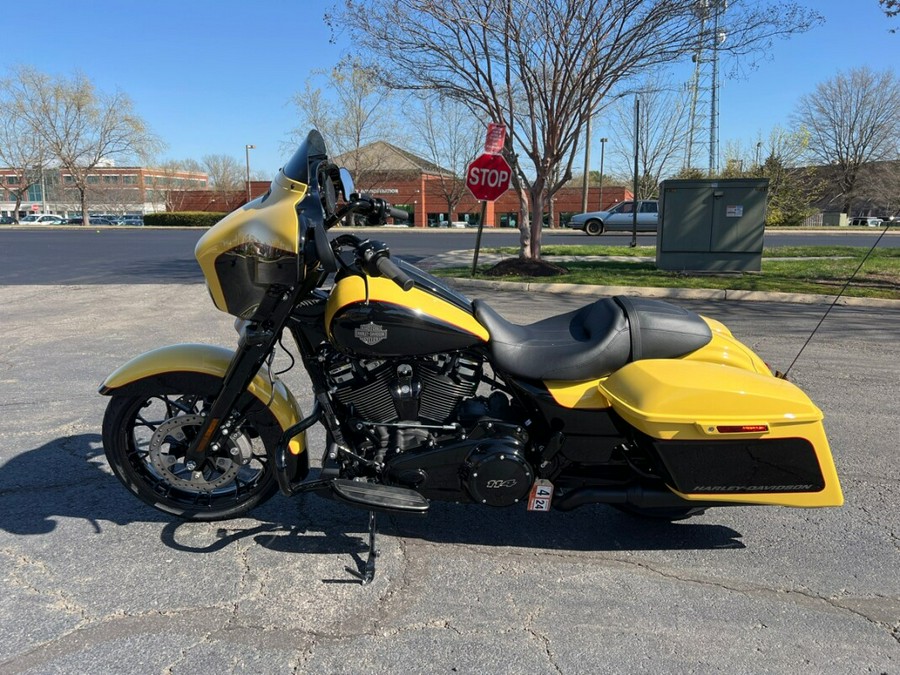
left=717, top=425, right=769, bottom=433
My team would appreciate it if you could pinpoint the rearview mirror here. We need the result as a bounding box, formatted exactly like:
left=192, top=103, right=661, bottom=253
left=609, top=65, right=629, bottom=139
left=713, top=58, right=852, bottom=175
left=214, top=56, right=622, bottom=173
left=339, top=168, right=354, bottom=202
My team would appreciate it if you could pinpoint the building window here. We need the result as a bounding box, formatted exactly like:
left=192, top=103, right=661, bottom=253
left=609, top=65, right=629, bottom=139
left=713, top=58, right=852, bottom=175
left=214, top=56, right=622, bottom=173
left=87, top=175, right=100, bottom=184
left=103, top=175, right=120, bottom=184
left=64, top=175, right=75, bottom=184
left=123, top=175, right=137, bottom=185
left=7, top=176, right=19, bottom=185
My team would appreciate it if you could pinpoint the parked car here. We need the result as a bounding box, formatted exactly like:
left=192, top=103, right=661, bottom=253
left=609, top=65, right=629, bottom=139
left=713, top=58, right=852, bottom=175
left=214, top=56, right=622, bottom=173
left=565, top=200, right=659, bottom=235
left=65, top=217, right=115, bottom=225
left=120, top=216, right=144, bottom=226
left=0, top=216, right=15, bottom=225
left=849, top=216, right=883, bottom=227
left=19, top=214, right=66, bottom=225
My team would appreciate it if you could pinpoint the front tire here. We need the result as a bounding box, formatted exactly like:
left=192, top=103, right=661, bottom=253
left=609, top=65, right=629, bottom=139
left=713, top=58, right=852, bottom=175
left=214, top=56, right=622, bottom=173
left=102, top=374, right=279, bottom=520
left=584, top=220, right=604, bottom=236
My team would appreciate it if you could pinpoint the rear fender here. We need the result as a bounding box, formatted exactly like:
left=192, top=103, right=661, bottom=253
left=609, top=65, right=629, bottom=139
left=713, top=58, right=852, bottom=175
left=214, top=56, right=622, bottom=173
left=99, top=343, right=306, bottom=457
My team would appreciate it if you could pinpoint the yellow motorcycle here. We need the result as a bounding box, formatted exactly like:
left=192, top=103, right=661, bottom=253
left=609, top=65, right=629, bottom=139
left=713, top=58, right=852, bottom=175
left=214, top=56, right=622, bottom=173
left=100, top=131, right=842, bottom=582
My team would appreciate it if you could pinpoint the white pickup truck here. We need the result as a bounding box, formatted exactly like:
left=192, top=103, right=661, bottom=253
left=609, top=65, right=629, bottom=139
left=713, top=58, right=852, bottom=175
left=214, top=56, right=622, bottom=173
left=566, top=200, right=659, bottom=236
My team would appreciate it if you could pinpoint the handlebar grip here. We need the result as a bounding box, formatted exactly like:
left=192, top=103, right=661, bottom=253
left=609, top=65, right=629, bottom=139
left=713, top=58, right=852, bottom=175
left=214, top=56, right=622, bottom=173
left=375, top=255, right=414, bottom=292
left=389, top=206, right=410, bottom=221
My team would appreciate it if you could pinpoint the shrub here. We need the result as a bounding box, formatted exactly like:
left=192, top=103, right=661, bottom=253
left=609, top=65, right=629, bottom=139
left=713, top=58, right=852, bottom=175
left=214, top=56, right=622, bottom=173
left=143, top=212, right=228, bottom=228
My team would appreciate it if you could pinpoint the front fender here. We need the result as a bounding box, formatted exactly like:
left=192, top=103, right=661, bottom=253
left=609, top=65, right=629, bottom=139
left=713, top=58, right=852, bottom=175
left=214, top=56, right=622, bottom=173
left=99, top=343, right=306, bottom=457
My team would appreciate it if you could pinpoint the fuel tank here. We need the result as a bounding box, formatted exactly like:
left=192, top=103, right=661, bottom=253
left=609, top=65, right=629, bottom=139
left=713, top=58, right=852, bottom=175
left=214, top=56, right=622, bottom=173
left=326, top=271, right=489, bottom=357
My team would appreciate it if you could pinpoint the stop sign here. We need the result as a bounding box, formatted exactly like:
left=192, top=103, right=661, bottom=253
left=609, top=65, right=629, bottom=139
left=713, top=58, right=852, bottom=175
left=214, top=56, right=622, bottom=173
left=466, top=153, right=511, bottom=202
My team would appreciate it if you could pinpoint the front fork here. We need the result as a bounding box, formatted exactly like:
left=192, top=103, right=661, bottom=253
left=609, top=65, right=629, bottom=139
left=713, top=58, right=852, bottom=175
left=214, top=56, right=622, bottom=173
left=183, top=289, right=297, bottom=470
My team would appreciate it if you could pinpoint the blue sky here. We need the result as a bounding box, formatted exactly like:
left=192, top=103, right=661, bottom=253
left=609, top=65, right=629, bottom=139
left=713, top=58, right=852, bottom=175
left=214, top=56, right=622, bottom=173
left=4, top=0, right=897, bottom=177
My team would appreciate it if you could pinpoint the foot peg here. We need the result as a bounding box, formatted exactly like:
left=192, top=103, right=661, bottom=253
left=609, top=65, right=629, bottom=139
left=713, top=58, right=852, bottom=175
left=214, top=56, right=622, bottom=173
left=330, top=479, right=430, bottom=514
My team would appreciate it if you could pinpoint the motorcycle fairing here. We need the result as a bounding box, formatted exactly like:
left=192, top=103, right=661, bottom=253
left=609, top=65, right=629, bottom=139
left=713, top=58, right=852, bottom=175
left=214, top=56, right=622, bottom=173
left=326, top=275, right=490, bottom=356
left=99, top=343, right=306, bottom=457
left=195, top=171, right=307, bottom=319
left=596, top=359, right=843, bottom=507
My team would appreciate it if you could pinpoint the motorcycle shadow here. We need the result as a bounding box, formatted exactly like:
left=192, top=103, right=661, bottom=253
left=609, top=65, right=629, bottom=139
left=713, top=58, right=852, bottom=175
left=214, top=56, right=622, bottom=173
left=169, top=493, right=745, bottom=558
left=0, top=436, right=743, bottom=557
left=0, top=433, right=174, bottom=536
left=381, top=501, right=746, bottom=552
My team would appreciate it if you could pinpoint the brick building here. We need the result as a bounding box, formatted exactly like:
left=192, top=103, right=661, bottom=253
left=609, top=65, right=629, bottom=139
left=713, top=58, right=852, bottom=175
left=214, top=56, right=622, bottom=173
left=169, top=141, right=633, bottom=227
left=0, top=165, right=208, bottom=219
left=333, top=141, right=633, bottom=228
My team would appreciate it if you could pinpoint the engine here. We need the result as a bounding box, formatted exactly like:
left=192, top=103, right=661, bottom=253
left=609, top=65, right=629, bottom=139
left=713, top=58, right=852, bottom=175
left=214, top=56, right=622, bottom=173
left=321, top=347, right=535, bottom=504
left=323, top=348, right=482, bottom=425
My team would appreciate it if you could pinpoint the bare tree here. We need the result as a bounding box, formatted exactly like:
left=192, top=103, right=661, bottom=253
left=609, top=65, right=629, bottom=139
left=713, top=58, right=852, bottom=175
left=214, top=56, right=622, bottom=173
left=0, top=89, right=50, bottom=221
left=407, top=95, right=483, bottom=221
left=202, top=154, right=244, bottom=193
left=291, top=59, right=404, bottom=189
left=146, top=159, right=207, bottom=212
left=334, top=0, right=822, bottom=260
left=880, top=0, right=899, bottom=31
left=607, top=80, right=692, bottom=199
left=795, top=67, right=900, bottom=215
left=6, top=66, right=160, bottom=226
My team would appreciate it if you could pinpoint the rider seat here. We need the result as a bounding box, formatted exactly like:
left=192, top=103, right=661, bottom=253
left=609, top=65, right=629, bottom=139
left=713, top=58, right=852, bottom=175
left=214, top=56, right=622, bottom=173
left=473, top=295, right=712, bottom=381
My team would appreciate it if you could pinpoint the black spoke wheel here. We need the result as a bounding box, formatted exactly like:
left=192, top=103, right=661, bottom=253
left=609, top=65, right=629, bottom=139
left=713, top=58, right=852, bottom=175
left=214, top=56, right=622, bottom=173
left=102, top=374, right=279, bottom=520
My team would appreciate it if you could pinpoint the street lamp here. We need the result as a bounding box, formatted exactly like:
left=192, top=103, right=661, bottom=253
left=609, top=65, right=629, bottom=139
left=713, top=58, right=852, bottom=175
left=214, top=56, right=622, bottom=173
left=245, top=144, right=255, bottom=203
left=632, top=96, right=639, bottom=248
left=598, top=137, right=607, bottom=211
left=581, top=116, right=592, bottom=213
left=755, top=141, right=763, bottom=170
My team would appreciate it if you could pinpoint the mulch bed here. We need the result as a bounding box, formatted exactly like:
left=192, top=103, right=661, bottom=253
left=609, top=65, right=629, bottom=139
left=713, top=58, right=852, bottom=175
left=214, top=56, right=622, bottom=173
left=483, top=257, right=569, bottom=277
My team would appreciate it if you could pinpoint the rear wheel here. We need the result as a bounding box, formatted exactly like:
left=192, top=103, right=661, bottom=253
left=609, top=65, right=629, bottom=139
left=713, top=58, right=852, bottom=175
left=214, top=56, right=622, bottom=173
left=585, top=220, right=604, bottom=236
left=102, top=374, right=279, bottom=520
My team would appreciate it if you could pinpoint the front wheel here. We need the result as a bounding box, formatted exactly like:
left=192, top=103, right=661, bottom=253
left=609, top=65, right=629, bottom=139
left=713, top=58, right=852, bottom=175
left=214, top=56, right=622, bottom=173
left=102, top=374, right=279, bottom=520
left=584, top=220, right=604, bottom=236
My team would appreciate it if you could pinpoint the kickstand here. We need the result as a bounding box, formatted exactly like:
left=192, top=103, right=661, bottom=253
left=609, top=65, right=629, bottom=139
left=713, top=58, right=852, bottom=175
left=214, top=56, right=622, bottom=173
left=346, top=511, right=378, bottom=585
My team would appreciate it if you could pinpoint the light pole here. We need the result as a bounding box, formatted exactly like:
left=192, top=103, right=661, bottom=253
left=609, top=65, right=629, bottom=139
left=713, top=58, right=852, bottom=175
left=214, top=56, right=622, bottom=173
left=581, top=116, right=591, bottom=213
left=632, top=97, right=639, bottom=248
left=598, top=137, right=607, bottom=211
left=755, top=141, right=762, bottom=171
left=245, top=144, right=255, bottom=204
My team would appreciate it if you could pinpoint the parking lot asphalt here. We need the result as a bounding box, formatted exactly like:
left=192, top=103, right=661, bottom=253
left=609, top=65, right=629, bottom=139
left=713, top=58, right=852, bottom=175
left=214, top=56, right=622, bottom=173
left=0, top=282, right=898, bottom=674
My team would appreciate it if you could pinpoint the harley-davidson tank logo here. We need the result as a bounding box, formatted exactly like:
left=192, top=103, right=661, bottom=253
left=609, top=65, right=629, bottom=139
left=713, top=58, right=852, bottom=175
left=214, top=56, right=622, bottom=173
left=354, top=322, right=388, bottom=346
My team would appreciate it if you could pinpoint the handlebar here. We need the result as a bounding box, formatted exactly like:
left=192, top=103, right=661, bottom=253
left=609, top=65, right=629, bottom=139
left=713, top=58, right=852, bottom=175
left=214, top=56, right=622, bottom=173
left=387, top=205, right=410, bottom=222
left=320, top=194, right=414, bottom=291
left=374, top=254, right=414, bottom=292
left=334, top=234, right=414, bottom=292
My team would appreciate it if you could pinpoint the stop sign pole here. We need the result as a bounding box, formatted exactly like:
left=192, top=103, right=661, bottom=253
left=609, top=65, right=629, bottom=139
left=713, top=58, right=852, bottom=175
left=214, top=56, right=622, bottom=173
left=466, top=129, right=511, bottom=275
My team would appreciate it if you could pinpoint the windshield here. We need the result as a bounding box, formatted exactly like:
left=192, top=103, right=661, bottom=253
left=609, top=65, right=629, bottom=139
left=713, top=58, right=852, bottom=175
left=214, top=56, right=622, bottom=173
left=282, top=130, right=328, bottom=185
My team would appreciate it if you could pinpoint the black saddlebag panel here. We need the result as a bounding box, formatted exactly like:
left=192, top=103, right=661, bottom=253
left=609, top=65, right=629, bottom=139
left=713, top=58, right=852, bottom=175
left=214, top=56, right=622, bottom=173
left=654, top=438, right=826, bottom=494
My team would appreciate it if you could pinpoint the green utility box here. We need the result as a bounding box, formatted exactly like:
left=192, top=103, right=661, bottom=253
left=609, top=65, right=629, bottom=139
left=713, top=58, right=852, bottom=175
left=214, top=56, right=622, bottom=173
left=656, top=178, right=769, bottom=272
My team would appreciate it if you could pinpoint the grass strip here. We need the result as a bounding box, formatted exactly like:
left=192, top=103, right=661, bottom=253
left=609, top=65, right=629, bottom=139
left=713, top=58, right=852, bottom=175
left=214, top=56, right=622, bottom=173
left=436, top=246, right=900, bottom=299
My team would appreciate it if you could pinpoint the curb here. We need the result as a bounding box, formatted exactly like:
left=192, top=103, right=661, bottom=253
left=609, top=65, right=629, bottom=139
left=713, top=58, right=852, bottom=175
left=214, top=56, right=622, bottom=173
left=446, top=277, right=900, bottom=309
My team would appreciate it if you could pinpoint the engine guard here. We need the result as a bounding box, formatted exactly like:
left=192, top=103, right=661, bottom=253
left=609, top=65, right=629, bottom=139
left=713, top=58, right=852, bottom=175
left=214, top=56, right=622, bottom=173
left=99, top=343, right=306, bottom=458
